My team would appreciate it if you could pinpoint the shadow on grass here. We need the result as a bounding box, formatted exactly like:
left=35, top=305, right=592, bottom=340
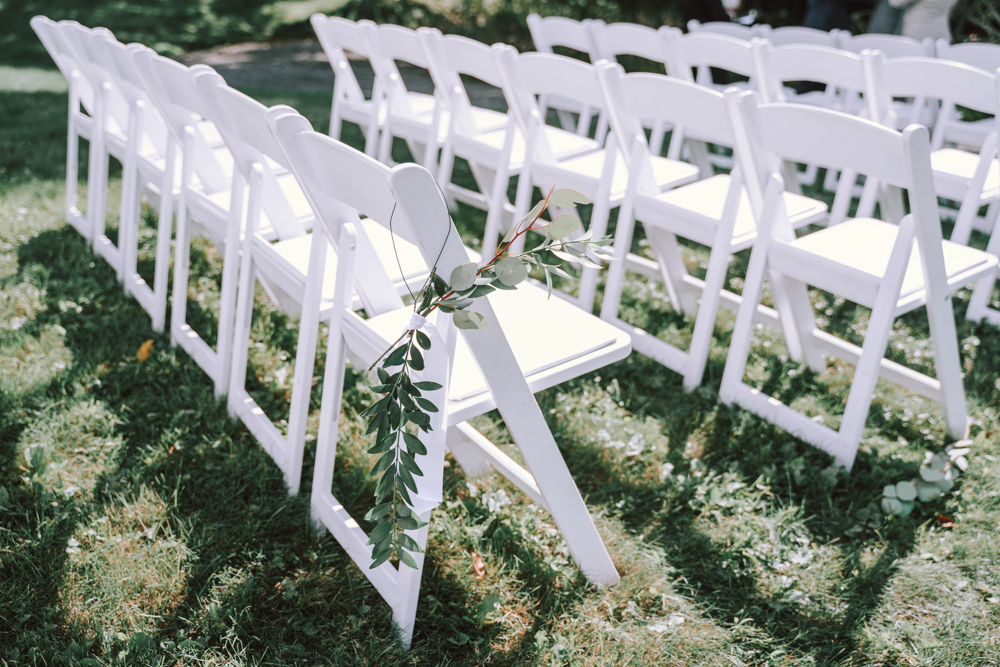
left=4, top=225, right=563, bottom=663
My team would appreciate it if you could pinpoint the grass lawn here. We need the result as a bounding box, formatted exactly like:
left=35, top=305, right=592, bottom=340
left=1, top=68, right=1000, bottom=667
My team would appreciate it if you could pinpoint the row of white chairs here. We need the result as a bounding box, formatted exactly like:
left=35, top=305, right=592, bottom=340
left=31, top=15, right=1000, bottom=646
left=31, top=16, right=631, bottom=647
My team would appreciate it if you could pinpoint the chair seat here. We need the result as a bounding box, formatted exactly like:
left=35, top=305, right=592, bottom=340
left=930, top=148, right=999, bottom=202
left=459, top=124, right=600, bottom=170
left=554, top=151, right=699, bottom=198
left=269, top=218, right=430, bottom=303
left=788, top=217, right=998, bottom=309
left=362, top=282, right=627, bottom=403
left=943, top=116, right=993, bottom=149
left=644, top=174, right=828, bottom=249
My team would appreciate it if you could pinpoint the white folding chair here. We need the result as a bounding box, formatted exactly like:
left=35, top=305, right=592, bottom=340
left=363, top=23, right=484, bottom=171
left=863, top=53, right=1000, bottom=324
left=496, top=49, right=701, bottom=308
left=58, top=21, right=181, bottom=310
left=934, top=40, right=1000, bottom=149
left=586, top=21, right=675, bottom=156
left=839, top=32, right=935, bottom=130
left=752, top=38, right=876, bottom=198
left=88, top=34, right=183, bottom=332
left=420, top=32, right=600, bottom=253
left=269, top=107, right=631, bottom=647
left=721, top=91, right=998, bottom=470
left=526, top=13, right=602, bottom=136
left=687, top=19, right=757, bottom=41
left=30, top=17, right=104, bottom=243
left=597, top=64, right=828, bottom=390
left=311, top=14, right=383, bottom=157
left=662, top=27, right=758, bottom=172
left=757, top=25, right=842, bottom=47
left=192, top=69, right=431, bottom=493
left=131, top=48, right=238, bottom=397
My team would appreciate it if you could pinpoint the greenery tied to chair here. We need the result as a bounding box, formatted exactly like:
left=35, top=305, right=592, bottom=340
left=359, top=187, right=614, bottom=569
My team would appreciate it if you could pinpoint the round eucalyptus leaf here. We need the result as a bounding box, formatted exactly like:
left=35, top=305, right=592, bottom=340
left=883, top=484, right=897, bottom=499
left=495, top=256, right=528, bottom=286
left=548, top=188, right=590, bottom=207
left=929, top=454, right=948, bottom=470
left=919, top=467, right=945, bottom=482
left=895, top=480, right=917, bottom=502
left=545, top=213, right=580, bottom=240
left=881, top=497, right=903, bottom=515
left=450, top=262, right=479, bottom=292
left=916, top=481, right=940, bottom=502
left=897, top=500, right=915, bottom=516
left=453, top=310, right=487, bottom=330
left=934, top=476, right=954, bottom=492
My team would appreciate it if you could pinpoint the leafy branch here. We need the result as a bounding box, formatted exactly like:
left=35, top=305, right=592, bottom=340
left=362, top=187, right=614, bottom=569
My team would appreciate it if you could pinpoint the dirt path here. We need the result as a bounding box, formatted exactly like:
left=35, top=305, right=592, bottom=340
left=181, top=38, right=505, bottom=109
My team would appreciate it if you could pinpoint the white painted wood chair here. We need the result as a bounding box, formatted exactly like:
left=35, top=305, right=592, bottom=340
left=526, top=13, right=602, bottom=136
left=268, top=107, right=631, bottom=647
left=756, top=25, right=842, bottom=48
left=363, top=23, right=494, bottom=171
left=686, top=19, right=757, bottom=41
left=839, top=32, right=935, bottom=131
left=54, top=21, right=132, bottom=278
left=310, top=14, right=383, bottom=157
left=586, top=21, right=676, bottom=157
left=596, top=64, right=828, bottom=390
left=419, top=31, right=600, bottom=254
left=130, top=48, right=238, bottom=397
left=751, top=38, right=876, bottom=200
left=863, top=52, right=1000, bottom=325
left=661, top=27, right=758, bottom=172
left=30, top=17, right=104, bottom=243
left=191, top=69, right=431, bottom=493
left=496, top=49, right=700, bottom=309
left=934, top=39, right=1000, bottom=150
left=721, top=91, right=999, bottom=470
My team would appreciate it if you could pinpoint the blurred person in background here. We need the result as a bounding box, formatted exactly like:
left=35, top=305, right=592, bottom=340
left=888, top=0, right=957, bottom=41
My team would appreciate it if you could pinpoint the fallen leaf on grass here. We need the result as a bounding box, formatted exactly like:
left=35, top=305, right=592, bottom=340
left=473, top=553, right=485, bottom=579
left=137, top=339, right=153, bottom=362
left=935, top=514, right=955, bottom=528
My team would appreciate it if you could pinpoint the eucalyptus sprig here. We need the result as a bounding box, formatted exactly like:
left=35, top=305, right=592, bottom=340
left=361, top=187, right=615, bottom=569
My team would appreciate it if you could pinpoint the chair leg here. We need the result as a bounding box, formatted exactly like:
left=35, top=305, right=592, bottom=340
left=682, top=237, right=732, bottom=392
left=577, top=187, right=612, bottom=311
left=647, top=228, right=697, bottom=316
left=599, top=192, right=637, bottom=323
left=720, top=227, right=772, bottom=404
left=170, top=134, right=196, bottom=346
left=394, top=519, right=432, bottom=650
left=150, top=159, right=175, bottom=333
left=65, top=107, right=81, bottom=232
left=966, top=209, right=1000, bottom=326
left=284, top=230, right=328, bottom=495
left=227, top=247, right=256, bottom=420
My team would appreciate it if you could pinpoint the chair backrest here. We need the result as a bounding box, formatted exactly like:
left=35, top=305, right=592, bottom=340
left=57, top=21, right=131, bottom=134
left=662, top=27, right=757, bottom=80
left=131, top=48, right=230, bottom=193
left=936, top=39, right=1000, bottom=72
left=759, top=25, right=840, bottom=48
left=728, top=90, right=937, bottom=230
left=495, top=47, right=607, bottom=161
left=839, top=32, right=934, bottom=59
left=266, top=107, right=407, bottom=316
left=310, top=14, right=371, bottom=103
left=527, top=13, right=598, bottom=59
left=587, top=21, right=670, bottom=72
left=865, top=52, right=999, bottom=133
left=728, top=91, right=950, bottom=314
left=193, top=68, right=308, bottom=241
left=31, top=17, right=97, bottom=112
left=419, top=31, right=508, bottom=135
left=360, top=23, right=439, bottom=116
left=598, top=63, right=733, bottom=192
left=687, top=19, right=755, bottom=41
left=752, top=39, right=870, bottom=107
left=89, top=32, right=170, bottom=152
